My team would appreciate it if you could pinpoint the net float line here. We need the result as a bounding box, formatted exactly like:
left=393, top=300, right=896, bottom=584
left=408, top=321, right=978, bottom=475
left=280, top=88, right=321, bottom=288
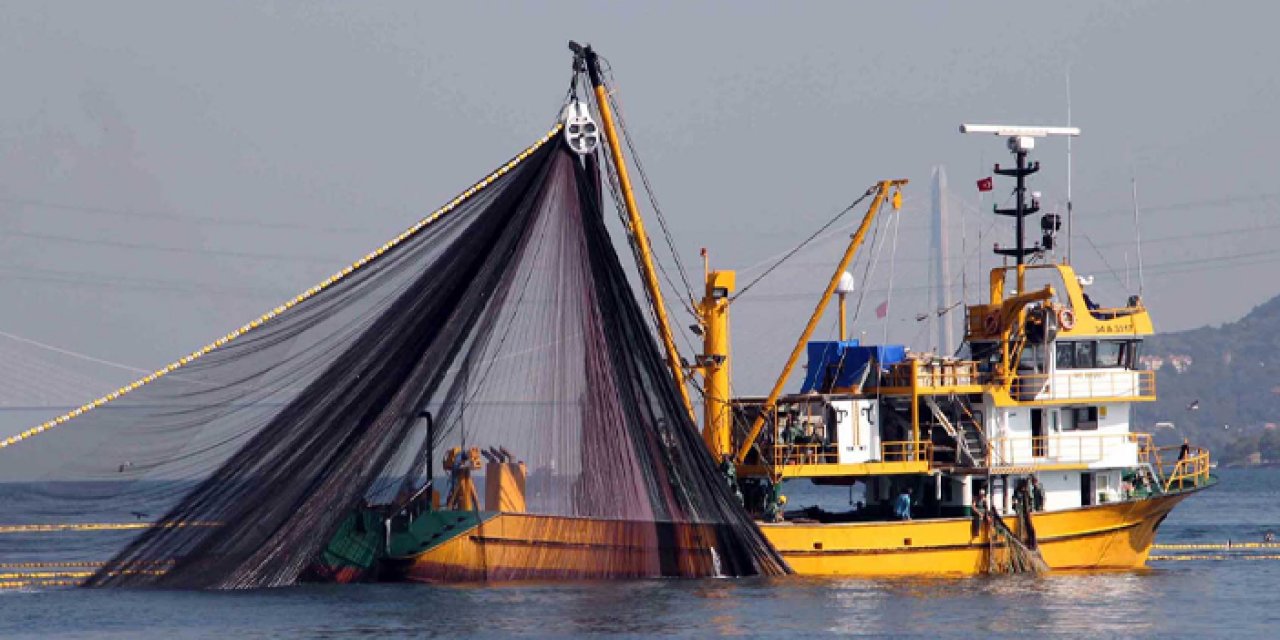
left=0, top=568, right=166, bottom=590
left=0, top=571, right=97, bottom=580
left=1150, top=554, right=1280, bottom=561
left=0, top=125, right=563, bottom=451
left=1152, top=542, right=1280, bottom=551
left=0, top=522, right=218, bottom=534
left=0, top=560, right=172, bottom=569
left=1, top=579, right=82, bottom=589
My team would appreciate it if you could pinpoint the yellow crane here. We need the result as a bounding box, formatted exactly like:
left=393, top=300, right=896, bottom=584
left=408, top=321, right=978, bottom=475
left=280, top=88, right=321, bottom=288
left=716, top=180, right=907, bottom=469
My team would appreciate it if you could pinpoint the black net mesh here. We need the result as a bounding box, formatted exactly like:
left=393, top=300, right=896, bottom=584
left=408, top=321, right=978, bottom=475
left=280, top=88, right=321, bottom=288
left=0, top=130, right=787, bottom=588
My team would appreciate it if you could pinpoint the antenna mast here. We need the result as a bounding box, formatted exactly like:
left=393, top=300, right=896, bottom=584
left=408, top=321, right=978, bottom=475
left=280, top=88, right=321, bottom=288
left=1066, top=69, right=1074, bottom=264
left=1132, top=174, right=1146, bottom=298
left=959, top=124, right=1081, bottom=292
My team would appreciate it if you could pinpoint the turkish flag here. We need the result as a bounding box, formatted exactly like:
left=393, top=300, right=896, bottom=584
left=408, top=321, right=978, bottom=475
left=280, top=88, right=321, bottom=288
left=875, top=300, right=889, bottom=319
left=976, top=176, right=994, bottom=192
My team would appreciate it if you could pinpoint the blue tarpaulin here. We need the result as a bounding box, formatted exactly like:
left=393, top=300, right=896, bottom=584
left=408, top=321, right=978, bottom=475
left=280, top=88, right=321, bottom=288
left=799, top=340, right=906, bottom=393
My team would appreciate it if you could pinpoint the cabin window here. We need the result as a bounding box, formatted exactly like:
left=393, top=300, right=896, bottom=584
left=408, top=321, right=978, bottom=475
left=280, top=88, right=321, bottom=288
left=1055, top=342, right=1075, bottom=369
left=1071, top=406, right=1099, bottom=431
left=1125, top=341, right=1142, bottom=369
left=1097, top=341, right=1124, bottom=368
left=1131, top=340, right=1152, bottom=371
left=1019, top=344, right=1044, bottom=370
left=1074, top=341, right=1096, bottom=368
left=1057, top=340, right=1142, bottom=369
left=1054, top=341, right=1102, bottom=369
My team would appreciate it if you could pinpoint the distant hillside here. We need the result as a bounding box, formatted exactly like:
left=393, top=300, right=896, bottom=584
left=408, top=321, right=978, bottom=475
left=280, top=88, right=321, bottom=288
left=1136, top=294, right=1280, bottom=464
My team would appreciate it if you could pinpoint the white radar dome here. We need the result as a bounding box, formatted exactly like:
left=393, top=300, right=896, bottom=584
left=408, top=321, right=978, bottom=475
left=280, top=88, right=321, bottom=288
left=836, top=271, right=856, bottom=295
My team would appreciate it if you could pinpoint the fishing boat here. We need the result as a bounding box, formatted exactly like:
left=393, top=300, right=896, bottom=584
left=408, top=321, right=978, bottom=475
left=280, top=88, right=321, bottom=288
left=311, top=43, right=1214, bottom=581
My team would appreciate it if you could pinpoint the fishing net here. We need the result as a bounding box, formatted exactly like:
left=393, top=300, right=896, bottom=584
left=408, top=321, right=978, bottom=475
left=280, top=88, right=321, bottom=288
left=0, top=129, right=787, bottom=588
left=983, top=511, right=1048, bottom=575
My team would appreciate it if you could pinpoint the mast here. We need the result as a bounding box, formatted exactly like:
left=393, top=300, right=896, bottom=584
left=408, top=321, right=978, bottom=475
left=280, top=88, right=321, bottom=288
left=993, top=139, right=1039, bottom=294
left=1131, top=175, right=1146, bottom=299
left=697, top=256, right=735, bottom=461
left=575, top=43, right=696, bottom=420
left=931, top=166, right=954, bottom=354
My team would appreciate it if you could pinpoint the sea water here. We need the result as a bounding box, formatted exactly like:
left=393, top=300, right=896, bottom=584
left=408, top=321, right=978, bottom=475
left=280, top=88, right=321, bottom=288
left=1, top=469, right=1275, bottom=638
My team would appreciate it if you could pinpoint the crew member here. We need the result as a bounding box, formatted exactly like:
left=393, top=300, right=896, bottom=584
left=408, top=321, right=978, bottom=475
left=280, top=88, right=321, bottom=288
left=1030, top=475, right=1046, bottom=512
left=971, top=488, right=990, bottom=537
left=894, top=487, right=913, bottom=521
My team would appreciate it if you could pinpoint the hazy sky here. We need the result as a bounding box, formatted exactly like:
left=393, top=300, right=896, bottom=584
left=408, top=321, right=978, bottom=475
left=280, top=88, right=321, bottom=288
left=2, top=1, right=1278, bottom=431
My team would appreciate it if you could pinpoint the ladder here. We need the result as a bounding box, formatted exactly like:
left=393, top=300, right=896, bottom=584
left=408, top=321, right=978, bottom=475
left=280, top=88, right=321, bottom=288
left=924, top=396, right=986, bottom=467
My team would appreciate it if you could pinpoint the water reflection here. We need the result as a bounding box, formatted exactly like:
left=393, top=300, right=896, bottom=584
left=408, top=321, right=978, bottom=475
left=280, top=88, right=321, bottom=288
left=785, top=572, right=1164, bottom=635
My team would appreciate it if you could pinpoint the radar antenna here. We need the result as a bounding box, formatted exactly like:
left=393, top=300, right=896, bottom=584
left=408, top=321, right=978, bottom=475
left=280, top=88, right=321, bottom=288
left=960, top=124, right=1081, bottom=270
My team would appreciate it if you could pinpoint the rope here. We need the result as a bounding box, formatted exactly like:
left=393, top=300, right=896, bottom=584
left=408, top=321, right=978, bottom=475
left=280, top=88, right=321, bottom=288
left=729, top=189, right=875, bottom=303
left=606, top=87, right=697, bottom=308
left=587, top=79, right=698, bottom=325
left=879, top=199, right=903, bottom=342
left=0, top=125, right=564, bottom=450
left=0, top=329, right=151, bottom=375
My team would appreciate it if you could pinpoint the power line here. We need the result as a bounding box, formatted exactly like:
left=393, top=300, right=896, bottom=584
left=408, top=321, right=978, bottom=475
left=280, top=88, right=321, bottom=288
left=728, top=246, right=1280, bottom=302
left=0, top=265, right=294, bottom=299
left=1, top=229, right=345, bottom=264
left=0, top=195, right=381, bottom=234
left=729, top=188, right=875, bottom=303
left=730, top=216, right=1280, bottom=271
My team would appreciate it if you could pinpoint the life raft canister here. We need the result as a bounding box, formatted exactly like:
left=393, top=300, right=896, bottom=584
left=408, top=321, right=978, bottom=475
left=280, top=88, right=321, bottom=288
left=1058, top=307, right=1076, bottom=331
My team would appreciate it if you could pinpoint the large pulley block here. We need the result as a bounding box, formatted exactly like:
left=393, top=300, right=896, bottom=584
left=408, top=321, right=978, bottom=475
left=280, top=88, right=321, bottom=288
left=562, top=99, right=600, bottom=156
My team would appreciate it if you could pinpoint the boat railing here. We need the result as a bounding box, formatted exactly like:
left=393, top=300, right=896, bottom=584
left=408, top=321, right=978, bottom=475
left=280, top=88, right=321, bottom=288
left=881, top=360, right=986, bottom=390
left=881, top=440, right=933, bottom=463
left=874, top=361, right=1156, bottom=404
left=1082, top=306, right=1145, bottom=320
left=1155, top=445, right=1212, bottom=491
left=768, top=440, right=933, bottom=466
left=986, top=432, right=1148, bottom=467
left=1011, top=369, right=1156, bottom=403
left=771, top=442, right=839, bottom=465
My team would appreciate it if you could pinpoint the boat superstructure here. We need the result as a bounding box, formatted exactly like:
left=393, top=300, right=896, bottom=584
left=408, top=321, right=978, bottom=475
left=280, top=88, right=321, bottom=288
left=705, top=124, right=1213, bottom=574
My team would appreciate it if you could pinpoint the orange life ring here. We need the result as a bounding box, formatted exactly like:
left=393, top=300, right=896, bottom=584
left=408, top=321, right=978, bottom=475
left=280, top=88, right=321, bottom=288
left=983, top=311, right=1000, bottom=334
left=1058, top=307, right=1076, bottom=331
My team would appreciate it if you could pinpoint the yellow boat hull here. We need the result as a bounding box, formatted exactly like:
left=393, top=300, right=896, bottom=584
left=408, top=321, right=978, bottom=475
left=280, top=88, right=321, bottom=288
left=393, top=491, right=1192, bottom=580
left=765, top=491, right=1189, bottom=576
left=386, top=514, right=723, bottom=582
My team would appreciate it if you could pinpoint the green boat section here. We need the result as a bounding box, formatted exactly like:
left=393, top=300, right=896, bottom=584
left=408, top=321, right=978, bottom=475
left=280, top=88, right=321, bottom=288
left=316, top=505, right=496, bottom=579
